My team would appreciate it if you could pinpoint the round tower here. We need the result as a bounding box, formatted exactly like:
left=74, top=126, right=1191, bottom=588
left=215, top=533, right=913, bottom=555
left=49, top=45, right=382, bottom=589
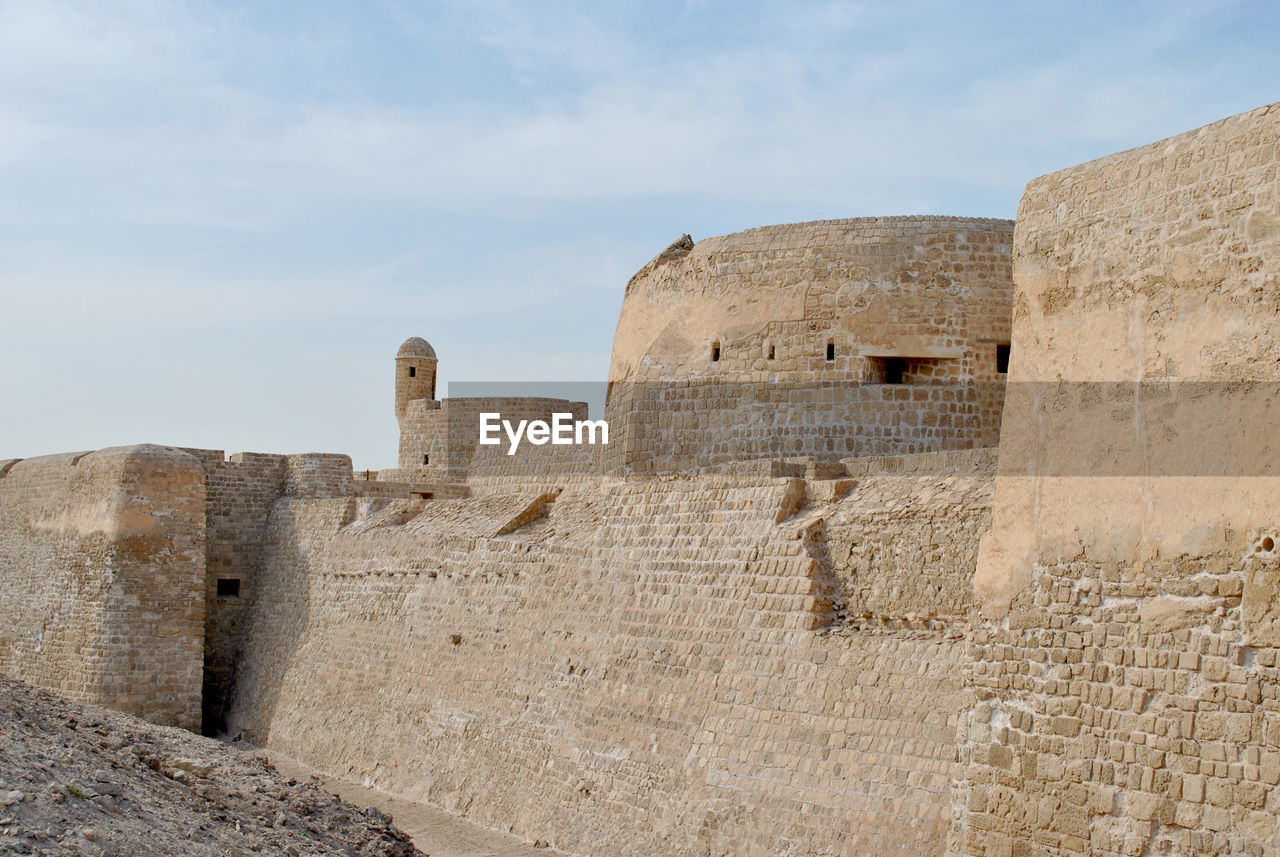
left=395, top=337, right=438, bottom=425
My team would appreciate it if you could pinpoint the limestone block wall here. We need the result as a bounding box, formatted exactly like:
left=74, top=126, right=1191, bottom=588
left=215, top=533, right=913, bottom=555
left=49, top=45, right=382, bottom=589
left=604, top=217, right=1014, bottom=472
left=610, top=217, right=1014, bottom=385
left=961, top=103, right=1280, bottom=856
left=183, top=449, right=289, bottom=734
left=226, top=460, right=993, bottom=857
left=827, top=448, right=994, bottom=625
left=284, top=453, right=354, bottom=499
left=175, top=448, right=355, bottom=734
left=0, top=445, right=206, bottom=730
left=607, top=380, right=992, bottom=473
left=354, top=473, right=472, bottom=500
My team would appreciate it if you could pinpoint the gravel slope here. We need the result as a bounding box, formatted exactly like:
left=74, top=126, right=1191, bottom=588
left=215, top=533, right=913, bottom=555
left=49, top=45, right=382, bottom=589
left=0, top=677, right=423, bottom=857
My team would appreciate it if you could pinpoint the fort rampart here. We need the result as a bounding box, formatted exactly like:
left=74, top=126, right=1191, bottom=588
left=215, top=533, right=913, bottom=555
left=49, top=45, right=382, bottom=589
left=224, top=451, right=992, bottom=857
left=398, top=396, right=590, bottom=481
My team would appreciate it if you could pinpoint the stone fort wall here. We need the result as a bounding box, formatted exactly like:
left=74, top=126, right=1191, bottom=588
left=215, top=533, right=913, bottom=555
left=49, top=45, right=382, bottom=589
left=181, top=448, right=287, bottom=735
left=961, top=102, right=1280, bottom=856
left=391, top=218, right=1013, bottom=482
left=0, top=446, right=361, bottom=735
left=604, top=379, right=996, bottom=474
left=0, top=445, right=206, bottom=730
left=223, top=452, right=994, bottom=857
left=181, top=449, right=354, bottom=734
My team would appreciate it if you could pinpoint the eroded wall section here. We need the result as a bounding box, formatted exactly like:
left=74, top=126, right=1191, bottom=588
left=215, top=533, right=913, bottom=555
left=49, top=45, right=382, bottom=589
left=0, top=445, right=205, bottom=730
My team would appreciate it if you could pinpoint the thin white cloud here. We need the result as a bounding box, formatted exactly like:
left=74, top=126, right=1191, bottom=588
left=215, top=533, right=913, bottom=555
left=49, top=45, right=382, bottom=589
left=1, top=1, right=1253, bottom=231
left=0, top=233, right=640, bottom=335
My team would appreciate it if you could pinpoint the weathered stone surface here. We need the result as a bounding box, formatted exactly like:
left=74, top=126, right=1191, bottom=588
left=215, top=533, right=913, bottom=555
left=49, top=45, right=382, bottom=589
left=1242, top=536, right=1280, bottom=645
left=224, top=459, right=991, bottom=857
left=0, top=445, right=206, bottom=730
left=965, top=102, right=1280, bottom=857
left=605, top=216, right=1014, bottom=472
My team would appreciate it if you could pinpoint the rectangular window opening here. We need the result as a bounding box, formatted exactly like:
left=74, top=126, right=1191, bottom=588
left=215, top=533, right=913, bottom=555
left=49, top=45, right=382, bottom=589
left=996, top=343, right=1011, bottom=374
left=768, top=344, right=776, bottom=360
left=868, top=355, right=951, bottom=385
left=825, top=342, right=835, bottom=361
left=216, top=578, right=241, bottom=599
left=408, top=366, right=416, bottom=377
left=711, top=342, right=721, bottom=362
left=422, top=453, right=430, bottom=465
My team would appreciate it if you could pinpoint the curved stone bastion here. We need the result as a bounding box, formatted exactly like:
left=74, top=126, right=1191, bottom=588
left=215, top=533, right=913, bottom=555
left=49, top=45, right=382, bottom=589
left=604, top=216, right=1014, bottom=472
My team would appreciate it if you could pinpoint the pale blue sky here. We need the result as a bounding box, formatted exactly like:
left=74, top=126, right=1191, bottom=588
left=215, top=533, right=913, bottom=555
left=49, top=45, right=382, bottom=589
left=2, top=0, right=1277, bottom=468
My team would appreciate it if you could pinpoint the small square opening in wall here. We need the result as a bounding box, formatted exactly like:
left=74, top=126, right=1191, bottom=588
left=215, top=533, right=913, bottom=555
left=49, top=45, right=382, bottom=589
left=408, top=366, right=416, bottom=377
left=826, top=342, right=835, bottom=361
left=869, top=355, right=948, bottom=385
left=216, top=578, right=240, bottom=599
left=996, top=343, right=1011, bottom=374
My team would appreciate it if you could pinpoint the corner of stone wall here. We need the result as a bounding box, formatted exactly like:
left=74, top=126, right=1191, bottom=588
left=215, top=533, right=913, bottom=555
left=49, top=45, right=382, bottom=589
left=961, top=102, right=1280, bottom=857
left=0, top=444, right=207, bottom=731
left=284, top=453, right=353, bottom=499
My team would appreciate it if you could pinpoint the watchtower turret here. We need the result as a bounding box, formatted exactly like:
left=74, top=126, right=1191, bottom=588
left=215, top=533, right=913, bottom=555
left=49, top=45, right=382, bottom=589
left=395, top=337, right=437, bottom=426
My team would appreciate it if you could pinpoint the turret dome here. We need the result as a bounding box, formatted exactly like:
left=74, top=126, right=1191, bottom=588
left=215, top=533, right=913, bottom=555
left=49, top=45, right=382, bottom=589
left=397, top=337, right=437, bottom=360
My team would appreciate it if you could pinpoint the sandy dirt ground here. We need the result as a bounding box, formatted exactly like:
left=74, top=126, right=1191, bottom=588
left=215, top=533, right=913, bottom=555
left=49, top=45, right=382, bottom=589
left=264, top=752, right=568, bottom=857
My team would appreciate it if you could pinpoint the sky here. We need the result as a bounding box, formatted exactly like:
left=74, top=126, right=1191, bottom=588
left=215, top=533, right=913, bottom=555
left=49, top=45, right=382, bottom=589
left=2, top=0, right=1278, bottom=469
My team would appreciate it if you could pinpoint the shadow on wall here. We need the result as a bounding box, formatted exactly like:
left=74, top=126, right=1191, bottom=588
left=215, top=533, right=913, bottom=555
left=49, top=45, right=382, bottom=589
left=221, top=496, right=324, bottom=744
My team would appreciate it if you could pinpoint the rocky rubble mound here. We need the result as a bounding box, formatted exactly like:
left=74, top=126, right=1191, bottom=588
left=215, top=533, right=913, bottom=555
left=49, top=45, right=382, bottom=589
left=0, top=677, right=423, bottom=857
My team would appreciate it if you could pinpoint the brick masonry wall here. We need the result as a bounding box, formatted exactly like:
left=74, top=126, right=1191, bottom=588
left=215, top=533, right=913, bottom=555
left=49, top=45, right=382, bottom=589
left=0, top=445, right=206, bottom=730
left=224, top=462, right=992, bottom=856
left=961, top=103, right=1280, bottom=856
